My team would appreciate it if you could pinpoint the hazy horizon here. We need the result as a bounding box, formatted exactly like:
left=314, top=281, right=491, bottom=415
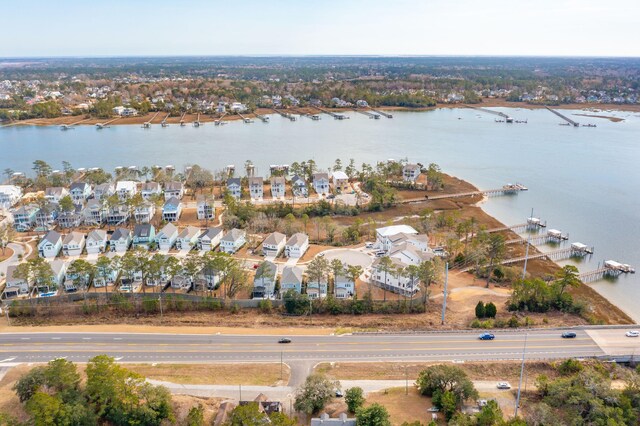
left=1, top=0, right=639, bottom=57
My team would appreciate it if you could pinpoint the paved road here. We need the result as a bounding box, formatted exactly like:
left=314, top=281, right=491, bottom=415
left=2, top=329, right=631, bottom=365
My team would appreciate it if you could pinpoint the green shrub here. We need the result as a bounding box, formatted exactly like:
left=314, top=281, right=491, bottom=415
left=485, top=302, right=497, bottom=318
left=258, top=299, right=273, bottom=313
left=142, top=298, right=159, bottom=313
left=508, top=315, right=520, bottom=328
left=475, top=301, right=486, bottom=319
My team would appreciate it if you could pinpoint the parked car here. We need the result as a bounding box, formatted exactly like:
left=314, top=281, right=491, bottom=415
left=626, top=331, right=640, bottom=337
left=278, top=338, right=292, bottom=344
left=478, top=399, right=488, bottom=408
left=335, top=389, right=344, bottom=398
left=497, top=382, right=511, bottom=389
left=427, top=407, right=440, bottom=412
left=562, top=332, right=577, bottom=338
left=479, top=333, right=495, bottom=340
left=365, top=242, right=374, bottom=248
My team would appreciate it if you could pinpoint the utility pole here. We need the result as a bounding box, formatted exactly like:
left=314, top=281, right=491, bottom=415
left=441, top=262, right=448, bottom=325
left=405, top=365, right=408, bottom=395
left=3, top=304, right=9, bottom=326
left=158, top=295, right=163, bottom=320
left=309, top=298, right=312, bottom=325
left=522, top=208, right=534, bottom=279
left=239, top=384, right=242, bottom=402
left=280, top=351, right=283, bottom=382
left=515, top=333, right=528, bottom=417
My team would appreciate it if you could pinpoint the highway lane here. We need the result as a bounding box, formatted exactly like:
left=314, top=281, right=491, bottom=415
left=0, top=329, right=615, bottom=364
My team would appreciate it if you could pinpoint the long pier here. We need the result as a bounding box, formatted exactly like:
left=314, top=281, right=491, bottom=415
left=193, top=113, right=201, bottom=127
left=354, top=109, right=380, bottom=119
left=312, top=106, right=348, bottom=120
left=179, top=112, right=187, bottom=126
left=270, top=108, right=297, bottom=121
left=369, top=108, right=393, bottom=118
left=95, top=117, right=120, bottom=129
left=142, top=111, right=161, bottom=128
left=215, top=112, right=228, bottom=126
left=506, top=231, right=570, bottom=246
left=580, top=262, right=635, bottom=283
left=458, top=245, right=591, bottom=273
left=237, top=111, right=254, bottom=123
left=255, top=113, right=270, bottom=123
left=466, top=105, right=514, bottom=123
left=545, top=106, right=579, bottom=127
left=487, top=220, right=546, bottom=234
left=400, top=184, right=527, bottom=204
left=161, top=113, right=170, bottom=127
left=60, top=118, right=91, bottom=130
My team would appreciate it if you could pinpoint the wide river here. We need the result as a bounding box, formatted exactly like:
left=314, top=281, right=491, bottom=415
left=2, top=107, right=640, bottom=321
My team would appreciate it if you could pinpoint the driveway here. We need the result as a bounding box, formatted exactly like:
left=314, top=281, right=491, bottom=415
left=0, top=242, right=28, bottom=277
left=317, top=249, right=373, bottom=269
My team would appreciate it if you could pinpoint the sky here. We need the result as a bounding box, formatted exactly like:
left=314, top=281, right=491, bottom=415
left=1, top=0, right=639, bottom=57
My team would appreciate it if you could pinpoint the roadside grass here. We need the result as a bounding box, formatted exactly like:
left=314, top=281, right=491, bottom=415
left=365, top=387, right=434, bottom=425
left=125, top=363, right=290, bottom=386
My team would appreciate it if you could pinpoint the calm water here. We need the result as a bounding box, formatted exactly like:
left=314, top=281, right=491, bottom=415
left=2, top=108, right=640, bottom=320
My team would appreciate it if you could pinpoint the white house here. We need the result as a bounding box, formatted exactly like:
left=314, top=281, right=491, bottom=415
left=270, top=176, right=285, bottom=199
left=248, top=177, right=264, bottom=200
left=220, top=228, right=246, bottom=254
left=262, top=232, right=286, bottom=257
left=198, top=227, right=223, bottom=251
left=134, top=202, right=155, bottom=224
left=0, top=185, right=22, bottom=208
left=375, top=225, right=420, bottom=252
left=116, top=181, right=137, bottom=201
left=44, top=187, right=69, bottom=204
left=69, top=182, right=92, bottom=204
left=371, top=256, right=419, bottom=297
left=332, top=171, right=349, bottom=192
left=227, top=178, right=242, bottom=199
left=162, top=197, right=182, bottom=222
left=334, top=274, right=355, bottom=299
left=140, top=182, right=162, bottom=200
left=62, top=231, right=86, bottom=256
left=252, top=261, right=278, bottom=299
left=38, top=230, right=62, bottom=258
left=389, top=242, right=434, bottom=266
left=306, top=278, right=328, bottom=299
left=2, top=265, right=32, bottom=299
left=291, top=175, right=308, bottom=197
left=196, top=195, right=215, bottom=220
left=156, top=222, right=179, bottom=250
left=109, top=228, right=132, bottom=253
left=94, top=183, right=115, bottom=201
left=312, top=173, right=330, bottom=195
left=164, top=181, right=184, bottom=200
left=12, top=205, right=38, bottom=232
left=86, top=230, right=108, bottom=254
left=280, top=265, right=303, bottom=295
left=285, top=233, right=309, bottom=258
left=402, top=164, right=421, bottom=182
left=176, top=226, right=200, bottom=250
left=39, top=260, right=66, bottom=295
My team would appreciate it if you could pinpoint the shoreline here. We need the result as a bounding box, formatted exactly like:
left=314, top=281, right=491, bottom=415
left=2, top=100, right=638, bottom=128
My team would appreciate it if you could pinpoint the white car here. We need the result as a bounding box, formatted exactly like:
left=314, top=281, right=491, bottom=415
left=626, top=331, right=640, bottom=337
left=497, top=382, right=511, bottom=389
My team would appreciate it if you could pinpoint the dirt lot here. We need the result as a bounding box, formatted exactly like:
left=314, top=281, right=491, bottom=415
left=366, top=387, right=434, bottom=425
left=126, top=363, right=289, bottom=386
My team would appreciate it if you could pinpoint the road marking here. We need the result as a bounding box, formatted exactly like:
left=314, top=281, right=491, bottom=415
left=51, top=337, right=61, bottom=340
left=0, top=357, right=16, bottom=363
left=20, top=338, right=30, bottom=340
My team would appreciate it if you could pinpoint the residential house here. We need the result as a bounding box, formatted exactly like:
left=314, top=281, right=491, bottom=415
left=106, top=204, right=129, bottom=225
left=109, top=228, right=132, bottom=253
left=220, top=228, right=246, bottom=254
left=198, top=227, right=223, bottom=251
left=164, top=181, right=184, bottom=200
left=69, top=182, right=92, bottom=204
left=196, top=194, right=215, bottom=220
left=262, top=232, right=286, bottom=257
left=332, top=171, right=349, bottom=192
left=371, top=256, right=419, bottom=297
left=375, top=225, right=420, bottom=253
left=116, top=181, right=137, bottom=201
left=176, top=226, right=200, bottom=250
left=38, top=230, right=62, bottom=258
left=94, top=182, right=115, bottom=201
left=170, top=274, right=191, bottom=290
left=35, top=203, right=58, bottom=230
left=248, top=177, right=264, bottom=200
left=156, top=222, right=179, bottom=250
left=291, top=175, right=308, bottom=197
left=64, top=265, right=91, bottom=293
left=132, top=224, right=156, bottom=249
left=306, top=277, right=328, bottom=299
left=13, top=205, right=38, bottom=231
left=57, top=205, right=84, bottom=229
left=226, top=178, right=242, bottom=199
left=86, top=230, right=108, bottom=254
left=356, top=99, right=369, bottom=107
left=402, top=163, right=421, bottom=182
left=140, top=182, right=162, bottom=200
left=44, top=187, right=69, bottom=203
left=280, top=266, right=303, bottom=295
left=84, top=198, right=107, bottom=226
left=134, top=201, right=155, bottom=224
left=312, top=173, right=330, bottom=195
left=239, top=394, right=283, bottom=416
left=94, top=267, right=118, bottom=288
left=388, top=242, right=434, bottom=266
left=285, top=233, right=309, bottom=258
left=270, top=176, right=285, bottom=199
left=162, top=196, right=182, bottom=222
left=252, top=261, right=278, bottom=298
left=37, top=260, right=66, bottom=295
left=0, top=185, right=22, bottom=208
left=2, top=265, right=32, bottom=299
left=334, top=274, right=355, bottom=299
left=62, top=231, right=86, bottom=256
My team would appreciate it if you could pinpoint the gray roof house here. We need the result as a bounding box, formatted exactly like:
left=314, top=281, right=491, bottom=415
left=252, top=261, right=278, bottom=299
left=133, top=224, right=156, bottom=249
left=280, top=265, right=303, bottom=295
left=227, top=178, right=242, bottom=199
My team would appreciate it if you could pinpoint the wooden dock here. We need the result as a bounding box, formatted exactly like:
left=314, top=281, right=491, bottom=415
left=369, top=108, right=393, bottom=118
left=399, top=184, right=527, bottom=204
left=193, top=113, right=201, bottom=127
left=353, top=108, right=380, bottom=119
left=458, top=245, right=592, bottom=273
left=215, top=112, right=228, bottom=125
left=312, top=106, right=348, bottom=120
left=237, top=111, right=254, bottom=123
left=142, top=111, right=161, bottom=128
left=270, top=108, right=297, bottom=121
left=95, top=117, right=120, bottom=129
left=161, top=113, right=170, bottom=127
left=179, top=112, right=187, bottom=126
left=487, top=220, right=546, bottom=234
left=255, top=113, right=270, bottom=123
left=466, top=105, right=514, bottom=123
left=545, top=106, right=579, bottom=127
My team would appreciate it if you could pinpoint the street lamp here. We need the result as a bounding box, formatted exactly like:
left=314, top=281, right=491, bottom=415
left=515, top=333, right=528, bottom=417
